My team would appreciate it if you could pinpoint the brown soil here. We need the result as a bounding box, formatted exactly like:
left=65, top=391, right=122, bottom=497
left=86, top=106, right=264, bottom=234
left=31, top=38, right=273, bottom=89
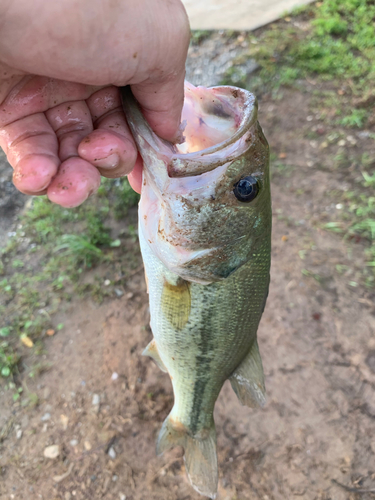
left=1, top=36, right=375, bottom=500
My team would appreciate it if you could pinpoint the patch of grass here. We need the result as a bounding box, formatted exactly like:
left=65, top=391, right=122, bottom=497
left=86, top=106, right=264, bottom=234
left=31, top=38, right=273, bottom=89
left=349, top=196, right=375, bottom=240
left=222, top=0, right=374, bottom=122
left=0, top=177, right=140, bottom=378
left=340, top=109, right=368, bottom=128
left=190, top=30, right=212, bottom=45
left=322, top=222, right=345, bottom=234
left=362, top=171, right=375, bottom=188
left=109, top=178, right=140, bottom=220
left=54, top=234, right=104, bottom=268
left=0, top=339, right=19, bottom=377
left=323, top=174, right=375, bottom=287
left=298, top=1, right=373, bottom=81
left=271, top=161, right=295, bottom=179
left=220, top=66, right=249, bottom=89
left=23, top=197, right=77, bottom=243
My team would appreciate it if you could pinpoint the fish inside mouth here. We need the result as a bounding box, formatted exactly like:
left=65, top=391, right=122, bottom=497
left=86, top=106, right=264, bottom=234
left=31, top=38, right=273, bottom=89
left=167, top=84, right=258, bottom=178
left=176, top=82, right=247, bottom=154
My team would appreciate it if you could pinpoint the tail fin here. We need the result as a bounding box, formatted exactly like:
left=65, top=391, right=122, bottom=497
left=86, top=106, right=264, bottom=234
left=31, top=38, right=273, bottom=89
left=184, top=426, right=218, bottom=499
left=157, top=415, right=218, bottom=499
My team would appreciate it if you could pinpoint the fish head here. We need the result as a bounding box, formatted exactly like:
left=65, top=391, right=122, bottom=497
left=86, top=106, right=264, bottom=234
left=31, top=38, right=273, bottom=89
left=122, top=84, right=271, bottom=284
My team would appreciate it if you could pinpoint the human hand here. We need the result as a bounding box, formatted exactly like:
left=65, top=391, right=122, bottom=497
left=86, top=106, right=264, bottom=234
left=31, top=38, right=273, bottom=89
left=0, top=0, right=190, bottom=206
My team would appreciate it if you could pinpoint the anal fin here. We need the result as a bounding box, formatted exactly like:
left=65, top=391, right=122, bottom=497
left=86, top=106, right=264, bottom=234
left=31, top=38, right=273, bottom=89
left=142, top=339, right=167, bottom=373
left=229, top=340, right=266, bottom=408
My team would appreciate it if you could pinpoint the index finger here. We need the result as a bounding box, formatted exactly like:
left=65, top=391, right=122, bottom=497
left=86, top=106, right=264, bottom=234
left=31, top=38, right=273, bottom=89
left=131, top=71, right=186, bottom=143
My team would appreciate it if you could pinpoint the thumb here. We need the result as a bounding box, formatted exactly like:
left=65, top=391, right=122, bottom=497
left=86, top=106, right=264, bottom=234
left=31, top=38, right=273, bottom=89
left=131, top=71, right=187, bottom=144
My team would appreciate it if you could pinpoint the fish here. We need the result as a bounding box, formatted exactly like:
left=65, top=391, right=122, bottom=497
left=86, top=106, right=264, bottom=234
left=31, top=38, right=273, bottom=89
left=121, top=82, right=271, bottom=498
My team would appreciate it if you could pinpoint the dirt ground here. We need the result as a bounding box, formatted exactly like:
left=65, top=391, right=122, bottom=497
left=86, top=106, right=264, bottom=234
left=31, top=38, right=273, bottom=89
left=1, top=34, right=375, bottom=500
left=0, top=149, right=27, bottom=241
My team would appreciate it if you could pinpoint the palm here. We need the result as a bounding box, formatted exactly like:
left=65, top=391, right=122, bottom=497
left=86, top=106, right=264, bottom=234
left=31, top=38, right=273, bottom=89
left=0, top=74, right=142, bottom=205
left=0, top=0, right=190, bottom=206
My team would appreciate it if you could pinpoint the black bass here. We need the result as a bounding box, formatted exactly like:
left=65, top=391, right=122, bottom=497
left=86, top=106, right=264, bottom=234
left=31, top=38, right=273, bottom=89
left=121, top=83, right=271, bottom=498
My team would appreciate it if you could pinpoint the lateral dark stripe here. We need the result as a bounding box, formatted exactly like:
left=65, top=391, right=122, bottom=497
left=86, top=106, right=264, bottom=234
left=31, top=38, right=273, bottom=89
left=189, top=291, right=214, bottom=434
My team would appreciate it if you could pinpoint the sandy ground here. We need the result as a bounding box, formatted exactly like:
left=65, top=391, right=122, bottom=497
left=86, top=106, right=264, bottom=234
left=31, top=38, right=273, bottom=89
left=1, top=33, right=375, bottom=500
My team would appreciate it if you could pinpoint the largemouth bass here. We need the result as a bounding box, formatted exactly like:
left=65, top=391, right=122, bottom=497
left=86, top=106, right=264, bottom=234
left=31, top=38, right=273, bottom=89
left=121, top=83, right=271, bottom=498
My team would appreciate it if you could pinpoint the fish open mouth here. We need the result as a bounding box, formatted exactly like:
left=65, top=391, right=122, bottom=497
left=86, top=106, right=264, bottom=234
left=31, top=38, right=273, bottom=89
left=121, top=84, right=258, bottom=180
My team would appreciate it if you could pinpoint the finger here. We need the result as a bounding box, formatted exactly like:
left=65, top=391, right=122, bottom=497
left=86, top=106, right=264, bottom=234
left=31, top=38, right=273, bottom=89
left=131, top=71, right=186, bottom=143
left=127, top=154, right=143, bottom=194
left=0, top=113, right=59, bottom=195
left=47, top=158, right=101, bottom=208
left=45, top=100, right=93, bottom=161
left=79, top=87, right=138, bottom=178
left=0, top=75, right=99, bottom=128
left=45, top=100, right=102, bottom=207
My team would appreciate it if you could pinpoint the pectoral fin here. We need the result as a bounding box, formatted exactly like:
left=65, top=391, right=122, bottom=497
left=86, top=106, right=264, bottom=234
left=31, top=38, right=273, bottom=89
left=161, top=278, right=191, bottom=330
left=142, top=340, right=167, bottom=373
left=229, top=340, right=266, bottom=408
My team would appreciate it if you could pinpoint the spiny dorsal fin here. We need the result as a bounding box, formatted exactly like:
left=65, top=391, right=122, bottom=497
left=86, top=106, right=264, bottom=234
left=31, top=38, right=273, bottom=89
left=142, top=339, right=167, bottom=373
left=229, top=340, right=266, bottom=408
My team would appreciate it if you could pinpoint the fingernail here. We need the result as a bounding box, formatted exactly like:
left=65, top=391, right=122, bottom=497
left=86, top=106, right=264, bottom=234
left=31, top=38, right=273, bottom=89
left=94, top=153, right=119, bottom=169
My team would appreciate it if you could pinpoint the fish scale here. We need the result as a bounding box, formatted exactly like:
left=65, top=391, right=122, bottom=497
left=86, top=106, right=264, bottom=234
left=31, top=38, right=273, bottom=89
left=141, top=229, right=270, bottom=431
left=121, top=83, right=271, bottom=498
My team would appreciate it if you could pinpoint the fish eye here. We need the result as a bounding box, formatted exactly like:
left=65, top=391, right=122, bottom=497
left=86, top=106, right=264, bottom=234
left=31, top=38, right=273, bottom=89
left=233, top=176, right=259, bottom=202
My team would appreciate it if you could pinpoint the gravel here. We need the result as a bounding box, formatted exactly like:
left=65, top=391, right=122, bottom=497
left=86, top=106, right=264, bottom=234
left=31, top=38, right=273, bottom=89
left=43, top=444, right=60, bottom=459
left=186, top=32, right=258, bottom=87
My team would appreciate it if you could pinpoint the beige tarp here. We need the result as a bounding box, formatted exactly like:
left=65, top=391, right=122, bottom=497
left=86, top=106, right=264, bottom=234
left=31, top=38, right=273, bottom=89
left=182, top=0, right=314, bottom=30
